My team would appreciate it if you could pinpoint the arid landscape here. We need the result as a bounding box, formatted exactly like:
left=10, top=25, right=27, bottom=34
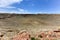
left=0, top=14, right=60, bottom=40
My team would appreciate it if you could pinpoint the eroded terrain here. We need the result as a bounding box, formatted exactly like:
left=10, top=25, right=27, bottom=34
left=0, top=14, right=60, bottom=40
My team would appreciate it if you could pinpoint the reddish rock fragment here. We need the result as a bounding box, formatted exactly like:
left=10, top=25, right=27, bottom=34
left=13, top=30, right=31, bottom=40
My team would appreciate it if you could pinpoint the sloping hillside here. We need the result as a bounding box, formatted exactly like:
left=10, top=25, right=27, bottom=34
left=0, top=14, right=60, bottom=40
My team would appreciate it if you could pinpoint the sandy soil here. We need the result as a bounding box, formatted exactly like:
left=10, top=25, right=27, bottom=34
left=0, top=14, right=60, bottom=40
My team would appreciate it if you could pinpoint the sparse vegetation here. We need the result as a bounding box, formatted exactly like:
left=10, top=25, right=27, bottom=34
left=0, top=14, right=60, bottom=40
left=31, top=37, right=35, bottom=40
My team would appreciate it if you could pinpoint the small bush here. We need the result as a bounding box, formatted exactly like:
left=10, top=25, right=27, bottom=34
left=31, top=37, right=35, bottom=40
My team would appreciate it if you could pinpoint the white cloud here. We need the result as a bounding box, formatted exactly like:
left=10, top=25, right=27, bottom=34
left=0, top=8, right=30, bottom=14
left=0, top=0, right=23, bottom=7
left=17, top=8, right=25, bottom=12
left=0, top=10, right=30, bottom=14
left=0, top=0, right=25, bottom=13
left=4, top=6, right=16, bottom=8
left=0, top=0, right=31, bottom=14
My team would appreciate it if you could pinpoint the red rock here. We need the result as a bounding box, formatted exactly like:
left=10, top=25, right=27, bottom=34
left=13, top=30, right=31, bottom=40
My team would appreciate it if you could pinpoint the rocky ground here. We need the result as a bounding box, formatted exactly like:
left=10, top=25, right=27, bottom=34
left=0, top=14, right=60, bottom=40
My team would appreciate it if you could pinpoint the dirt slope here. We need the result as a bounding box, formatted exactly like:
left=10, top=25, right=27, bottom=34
left=0, top=14, right=60, bottom=40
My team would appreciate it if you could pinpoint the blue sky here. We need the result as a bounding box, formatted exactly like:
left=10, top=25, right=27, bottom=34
left=0, top=0, right=60, bottom=14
